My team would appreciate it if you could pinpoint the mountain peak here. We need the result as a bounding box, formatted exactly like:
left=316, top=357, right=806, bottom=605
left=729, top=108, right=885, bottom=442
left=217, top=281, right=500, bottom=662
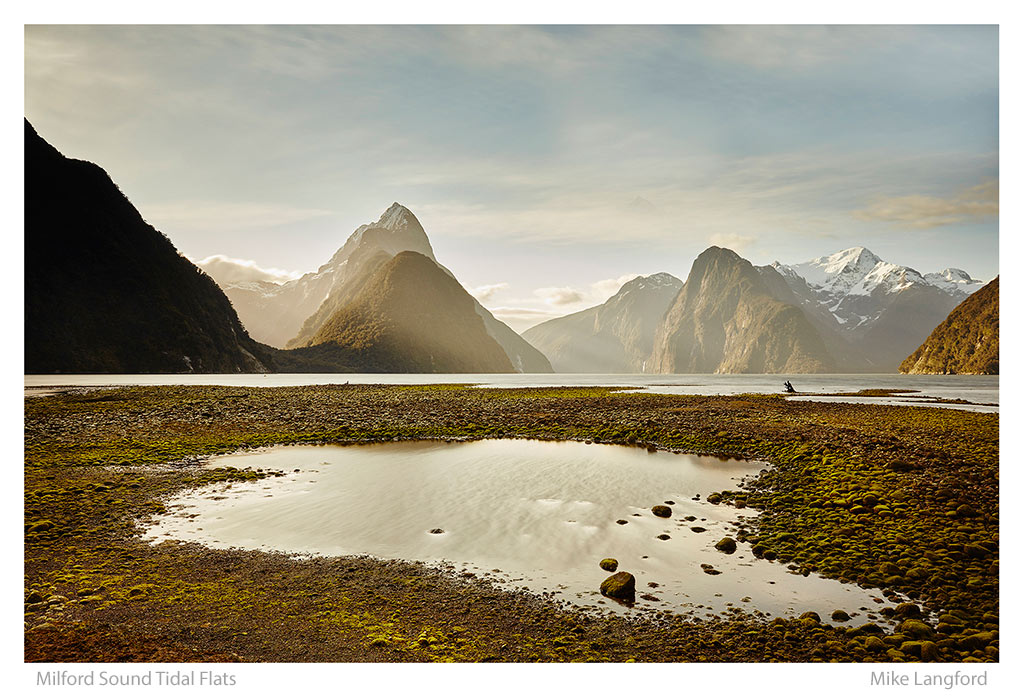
left=815, top=246, right=881, bottom=273
left=697, top=246, right=743, bottom=262
left=609, top=272, right=683, bottom=302
left=377, top=202, right=415, bottom=231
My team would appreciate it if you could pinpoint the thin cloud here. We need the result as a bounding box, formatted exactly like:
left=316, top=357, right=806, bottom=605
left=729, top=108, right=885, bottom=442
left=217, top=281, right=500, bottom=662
left=854, top=179, right=998, bottom=229
left=194, top=254, right=303, bottom=286
left=709, top=233, right=758, bottom=253
left=590, top=274, right=642, bottom=301
left=534, top=286, right=584, bottom=306
left=468, top=282, right=509, bottom=303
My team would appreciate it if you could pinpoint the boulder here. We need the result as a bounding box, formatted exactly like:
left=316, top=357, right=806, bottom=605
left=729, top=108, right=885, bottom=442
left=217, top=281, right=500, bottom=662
left=960, top=631, right=997, bottom=650
left=651, top=505, right=672, bottom=518
left=956, top=504, right=978, bottom=518
left=894, top=602, right=922, bottom=619
left=864, top=636, right=886, bottom=652
left=715, top=537, right=737, bottom=554
left=964, top=542, right=990, bottom=559
left=599, top=558, right=618, bottom=572
left=919, top=640, right=941, bottom=662
left=899, top=640, right=924, bottom=659
left=898, top=619, right=935, bottom=639
left=600, top=572, right=636, bottom=601
left=848, top=623, right=884, bottom=637
left=831, top=609, right=850, bottom=622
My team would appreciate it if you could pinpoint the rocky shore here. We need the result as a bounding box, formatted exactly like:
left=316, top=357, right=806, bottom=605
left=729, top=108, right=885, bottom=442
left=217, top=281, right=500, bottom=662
left=24, top=384, right=998, bottom=662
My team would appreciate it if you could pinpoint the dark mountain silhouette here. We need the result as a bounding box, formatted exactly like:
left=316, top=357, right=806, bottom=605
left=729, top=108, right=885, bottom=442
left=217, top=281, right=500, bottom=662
left=24, top=120, right=274, bottom=373
left=900, top=277, right=999, bottom=375
left=649, top=247, right=834, bottom=373
left=297, top=251, right=514, bottom=373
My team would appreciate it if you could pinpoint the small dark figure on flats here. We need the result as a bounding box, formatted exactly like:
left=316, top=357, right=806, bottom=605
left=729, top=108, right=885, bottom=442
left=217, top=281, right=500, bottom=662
left=783, top=380, right=796, bottom=393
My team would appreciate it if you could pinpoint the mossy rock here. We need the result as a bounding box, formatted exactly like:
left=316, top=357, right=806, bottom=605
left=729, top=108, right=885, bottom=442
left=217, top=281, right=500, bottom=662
left=956, top=504, right=978, bottom=518
left=894, top=602, right=922, bottom=619
left=898, top=619, right=935, bottom=639
left=864, top=636, right=886, bottom=652
left=831, top=609, right=850, bottom=622
left=963, top=542, right=990, bottom=559
left=888, top=460, right=921, bottom=473
left=799, top=611, right=821, bottom=622
left=599, top=572, right=636, bottom=601
left=651, top=505, right=672, bottom=518
left=919, top=640, right=941, bottom=662
left=959, top=631, right=997, bottom=650
left=899, top=640, right=924, bottom=658
left=25, top=590, right=44, bottom=604
left=706, top=493, right=722, bottom=505
left=599, top=558, right=618, bottom=572
left=715, top=537, right=737, bottom=554
left=26, top=520, right=55, bottom=533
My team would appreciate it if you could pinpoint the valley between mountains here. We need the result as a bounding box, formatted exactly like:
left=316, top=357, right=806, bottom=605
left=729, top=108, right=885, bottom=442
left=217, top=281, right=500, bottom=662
left=25, top=120, right=996, bottom=377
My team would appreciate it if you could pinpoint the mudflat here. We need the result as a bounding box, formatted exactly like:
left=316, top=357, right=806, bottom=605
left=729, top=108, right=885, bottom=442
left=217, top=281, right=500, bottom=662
left=24, top=384, right=998, bottom=662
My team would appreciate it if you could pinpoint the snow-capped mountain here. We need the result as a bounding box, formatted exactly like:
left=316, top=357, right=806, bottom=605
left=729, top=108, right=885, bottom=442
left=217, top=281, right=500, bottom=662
left=924, top=268, right=986, bottom=296
left=771, top=247, right=988, bottom=370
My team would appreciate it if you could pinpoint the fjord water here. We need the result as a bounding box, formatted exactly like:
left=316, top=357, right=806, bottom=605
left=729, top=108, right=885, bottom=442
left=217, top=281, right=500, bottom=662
left=24, top=373, right=998, bottom=410
left=145, top=440, right=892, bottom=623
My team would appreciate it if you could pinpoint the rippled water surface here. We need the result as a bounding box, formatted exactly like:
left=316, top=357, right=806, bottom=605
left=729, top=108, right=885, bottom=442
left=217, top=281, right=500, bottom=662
left=145, top=440, right=894, bottom=624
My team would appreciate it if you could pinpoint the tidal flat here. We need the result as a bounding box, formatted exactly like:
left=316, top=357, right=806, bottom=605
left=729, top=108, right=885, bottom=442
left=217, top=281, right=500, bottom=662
left=24, top=384, right=998, bottom=662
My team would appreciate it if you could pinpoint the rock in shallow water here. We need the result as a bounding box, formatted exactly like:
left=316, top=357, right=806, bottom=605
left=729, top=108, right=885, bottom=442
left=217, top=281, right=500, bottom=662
left=600, top=572, right=636, bottom=600
left=652, top=505, right=672, bottom=518
left=599, top=558, right=618, bottom=572
left=715, top=537, right=737, bottom=554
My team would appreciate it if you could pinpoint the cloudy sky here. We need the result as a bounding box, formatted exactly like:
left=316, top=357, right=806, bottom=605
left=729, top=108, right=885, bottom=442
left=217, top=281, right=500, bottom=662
left=25, top=25, right=998, bottom=331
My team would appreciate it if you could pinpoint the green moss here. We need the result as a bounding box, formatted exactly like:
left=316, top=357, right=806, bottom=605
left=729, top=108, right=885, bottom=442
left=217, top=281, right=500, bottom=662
left=24, top=384, right=997, bottom=663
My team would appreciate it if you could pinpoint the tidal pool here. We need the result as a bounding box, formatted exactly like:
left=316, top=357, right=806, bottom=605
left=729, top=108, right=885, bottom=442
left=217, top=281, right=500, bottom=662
left=144, top=439, right=893, bottom=624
